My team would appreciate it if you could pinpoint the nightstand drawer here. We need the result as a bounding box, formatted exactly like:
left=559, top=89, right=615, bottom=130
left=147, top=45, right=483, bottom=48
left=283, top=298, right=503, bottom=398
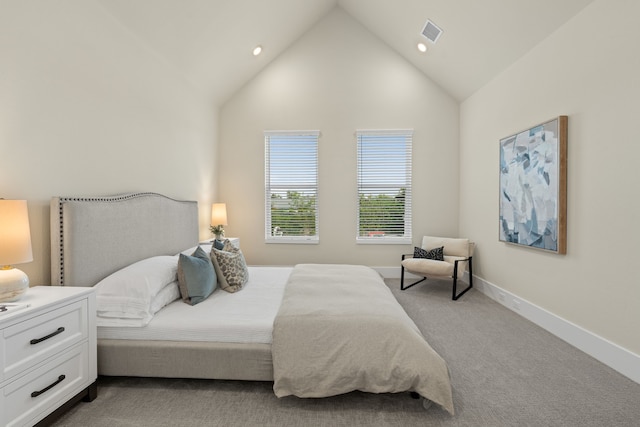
left=2, top=300, right=87, bottom=381
left=2, top=342, right=89, bottom=427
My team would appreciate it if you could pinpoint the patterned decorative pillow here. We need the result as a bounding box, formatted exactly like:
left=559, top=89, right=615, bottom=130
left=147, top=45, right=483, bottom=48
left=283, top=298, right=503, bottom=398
left=414, top=246, right=444, bottom=261
left=210, top=239, right=249, bottom=293
left=414, top=246, right=428, bottom=258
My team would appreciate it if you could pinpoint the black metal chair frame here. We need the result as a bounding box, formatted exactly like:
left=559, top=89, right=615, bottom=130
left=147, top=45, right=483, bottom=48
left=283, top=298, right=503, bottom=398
left=400, top=254, right=473, bottom=301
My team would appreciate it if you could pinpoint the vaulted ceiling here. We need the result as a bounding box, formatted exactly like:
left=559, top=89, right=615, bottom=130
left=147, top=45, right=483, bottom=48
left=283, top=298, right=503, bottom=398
left=95, top=0, right=595, bottom=105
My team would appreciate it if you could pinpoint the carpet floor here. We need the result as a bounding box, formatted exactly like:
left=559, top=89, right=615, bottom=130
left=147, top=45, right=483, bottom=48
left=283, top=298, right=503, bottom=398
left=53, top=278, right=640, bottom=426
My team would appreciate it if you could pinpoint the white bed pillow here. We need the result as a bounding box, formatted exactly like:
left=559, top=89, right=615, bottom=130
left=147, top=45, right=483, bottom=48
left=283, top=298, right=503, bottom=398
left=98, top=282, right=180, bottom=328
left=149, top=280, right=180, bottom=314
left=95, top=255, right=179, bottom=327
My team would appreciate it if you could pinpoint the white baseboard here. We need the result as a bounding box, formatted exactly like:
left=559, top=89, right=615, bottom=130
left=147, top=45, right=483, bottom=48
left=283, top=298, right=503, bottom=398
left=472, top=275, right=640, bottom=385
left=375, top=266, right=640, bottom=385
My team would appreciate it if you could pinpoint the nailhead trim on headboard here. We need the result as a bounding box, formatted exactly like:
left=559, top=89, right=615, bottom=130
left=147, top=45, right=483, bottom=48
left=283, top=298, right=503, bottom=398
left=54, top=192, right=193, bottom=286
left=57, top=199, right=64, bottom=286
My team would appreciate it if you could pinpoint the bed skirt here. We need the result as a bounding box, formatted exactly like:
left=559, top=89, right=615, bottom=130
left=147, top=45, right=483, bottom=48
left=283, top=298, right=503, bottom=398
left=98, top=340, right=274, bottom=381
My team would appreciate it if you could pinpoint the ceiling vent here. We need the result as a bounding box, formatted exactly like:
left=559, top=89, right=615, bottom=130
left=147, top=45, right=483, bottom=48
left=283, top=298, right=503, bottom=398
left=421, top=19, right=443, bottom=44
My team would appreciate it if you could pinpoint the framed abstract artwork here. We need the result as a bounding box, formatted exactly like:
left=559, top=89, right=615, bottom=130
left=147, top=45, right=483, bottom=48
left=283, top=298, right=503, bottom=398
left=499, top=116, right=567, bottom=254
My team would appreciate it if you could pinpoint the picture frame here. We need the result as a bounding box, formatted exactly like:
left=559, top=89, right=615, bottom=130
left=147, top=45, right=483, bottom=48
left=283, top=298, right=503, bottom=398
left=499, top=116, right=567, bottom=254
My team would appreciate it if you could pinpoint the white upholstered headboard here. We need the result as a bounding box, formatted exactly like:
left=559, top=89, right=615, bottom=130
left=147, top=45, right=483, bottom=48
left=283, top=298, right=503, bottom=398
left=51, top=192, right=199, bottom=287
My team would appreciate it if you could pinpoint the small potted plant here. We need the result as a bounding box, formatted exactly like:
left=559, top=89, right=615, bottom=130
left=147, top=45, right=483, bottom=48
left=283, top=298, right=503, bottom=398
left=210, top=224, right=225, bottom=241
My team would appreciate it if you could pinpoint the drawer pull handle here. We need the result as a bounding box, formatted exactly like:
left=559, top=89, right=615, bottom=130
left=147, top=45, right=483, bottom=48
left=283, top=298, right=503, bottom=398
left=31, top=374, right=66, bottom=398
left=30, top=327, right=65, bottom=345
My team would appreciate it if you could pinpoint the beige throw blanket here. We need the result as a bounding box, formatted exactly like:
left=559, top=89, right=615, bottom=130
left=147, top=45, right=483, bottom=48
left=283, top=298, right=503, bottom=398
left=272, top=264, right=454, bottom=415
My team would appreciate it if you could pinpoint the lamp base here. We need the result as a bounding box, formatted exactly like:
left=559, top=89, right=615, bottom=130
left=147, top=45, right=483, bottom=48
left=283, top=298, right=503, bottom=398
left=0, top=266, right=29, bottom=302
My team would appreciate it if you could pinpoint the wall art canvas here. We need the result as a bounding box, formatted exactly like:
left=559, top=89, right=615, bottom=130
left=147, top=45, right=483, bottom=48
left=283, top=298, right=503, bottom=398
left=499, top=116, right=567, bottom=254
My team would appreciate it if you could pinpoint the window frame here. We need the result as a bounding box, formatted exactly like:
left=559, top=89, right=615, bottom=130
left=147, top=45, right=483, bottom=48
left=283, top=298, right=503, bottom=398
left=356, top=129, right=413, bottom=245
left=264, top=130, right=320, bottom=244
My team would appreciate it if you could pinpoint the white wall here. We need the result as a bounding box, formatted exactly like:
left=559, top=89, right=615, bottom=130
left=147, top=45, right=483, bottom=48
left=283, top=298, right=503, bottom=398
left=219, top=7, right=459, bottom=267
left=460, top=0, right=640, bottom=356
left=0, top=0, right=218, bottom=285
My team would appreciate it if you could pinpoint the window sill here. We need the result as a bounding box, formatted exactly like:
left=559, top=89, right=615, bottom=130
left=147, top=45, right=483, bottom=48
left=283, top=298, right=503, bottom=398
left=356, top=237, right=412, bottom=245
left=265, top=237, right=319, bottom=244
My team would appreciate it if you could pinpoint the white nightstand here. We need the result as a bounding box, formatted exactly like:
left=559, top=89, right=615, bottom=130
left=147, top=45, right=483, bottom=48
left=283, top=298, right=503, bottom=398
left=0, top=286, right=97, bottom=427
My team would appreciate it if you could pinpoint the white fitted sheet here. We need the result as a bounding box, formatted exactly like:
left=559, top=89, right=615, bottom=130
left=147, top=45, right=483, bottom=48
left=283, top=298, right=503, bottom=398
left=97, top=266, right=292, bottom=344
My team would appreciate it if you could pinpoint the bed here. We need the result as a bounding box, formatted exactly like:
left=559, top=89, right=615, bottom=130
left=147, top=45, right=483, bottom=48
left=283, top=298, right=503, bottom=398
left=50, top=192, right=454, bottom=414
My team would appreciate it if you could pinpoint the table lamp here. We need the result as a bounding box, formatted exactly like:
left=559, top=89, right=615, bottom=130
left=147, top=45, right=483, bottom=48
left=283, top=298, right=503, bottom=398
left=210, top=203, right=228, bottom=241
left=0, top=200, right=33, bottom=302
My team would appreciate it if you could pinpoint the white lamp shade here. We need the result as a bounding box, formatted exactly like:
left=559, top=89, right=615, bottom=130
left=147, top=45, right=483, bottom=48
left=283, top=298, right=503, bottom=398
left=0, top=200, right=33, bottom=266
left=211, top=203, right=228, bottom=226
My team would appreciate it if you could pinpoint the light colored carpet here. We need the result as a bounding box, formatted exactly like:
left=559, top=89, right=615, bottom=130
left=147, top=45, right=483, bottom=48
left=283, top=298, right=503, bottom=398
left=53, top=278, right=640, bottom=426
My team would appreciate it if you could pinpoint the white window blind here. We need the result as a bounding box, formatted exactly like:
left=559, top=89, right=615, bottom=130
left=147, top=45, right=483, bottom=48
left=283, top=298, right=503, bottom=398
left=265, top=131, right=319, bottom=244
left=356, top=129, right=412, bottom=244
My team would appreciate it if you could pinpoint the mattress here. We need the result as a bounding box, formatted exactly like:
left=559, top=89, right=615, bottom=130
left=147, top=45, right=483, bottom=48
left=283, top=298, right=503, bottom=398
left=97, top=266, right=292, bottom=344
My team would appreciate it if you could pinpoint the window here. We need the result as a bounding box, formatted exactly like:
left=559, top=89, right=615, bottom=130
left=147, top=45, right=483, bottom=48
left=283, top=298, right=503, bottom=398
left=265, top=131, right=319, bottom=243
left=356, top=129, right=412, bottom=244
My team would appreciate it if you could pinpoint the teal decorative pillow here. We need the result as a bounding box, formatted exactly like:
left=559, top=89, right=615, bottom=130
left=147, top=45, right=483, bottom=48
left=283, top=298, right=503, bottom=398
left=177, top=246, right=217, bottom=305
left=414, top=246, right=444, bottom=261
left=210, top=239, right=249, bottom=293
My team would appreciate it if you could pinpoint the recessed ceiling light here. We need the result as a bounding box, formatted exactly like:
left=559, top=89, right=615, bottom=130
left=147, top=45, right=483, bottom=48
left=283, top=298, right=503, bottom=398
left=252, top=45, right=262, bottom=56
left=417, top=42, right=427, bottom=53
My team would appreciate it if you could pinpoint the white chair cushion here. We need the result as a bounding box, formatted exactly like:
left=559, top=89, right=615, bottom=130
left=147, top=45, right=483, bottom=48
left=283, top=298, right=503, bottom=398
left=422, top=236, right=470, bottom=258
left=402, top=258, right=454, bottom=277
